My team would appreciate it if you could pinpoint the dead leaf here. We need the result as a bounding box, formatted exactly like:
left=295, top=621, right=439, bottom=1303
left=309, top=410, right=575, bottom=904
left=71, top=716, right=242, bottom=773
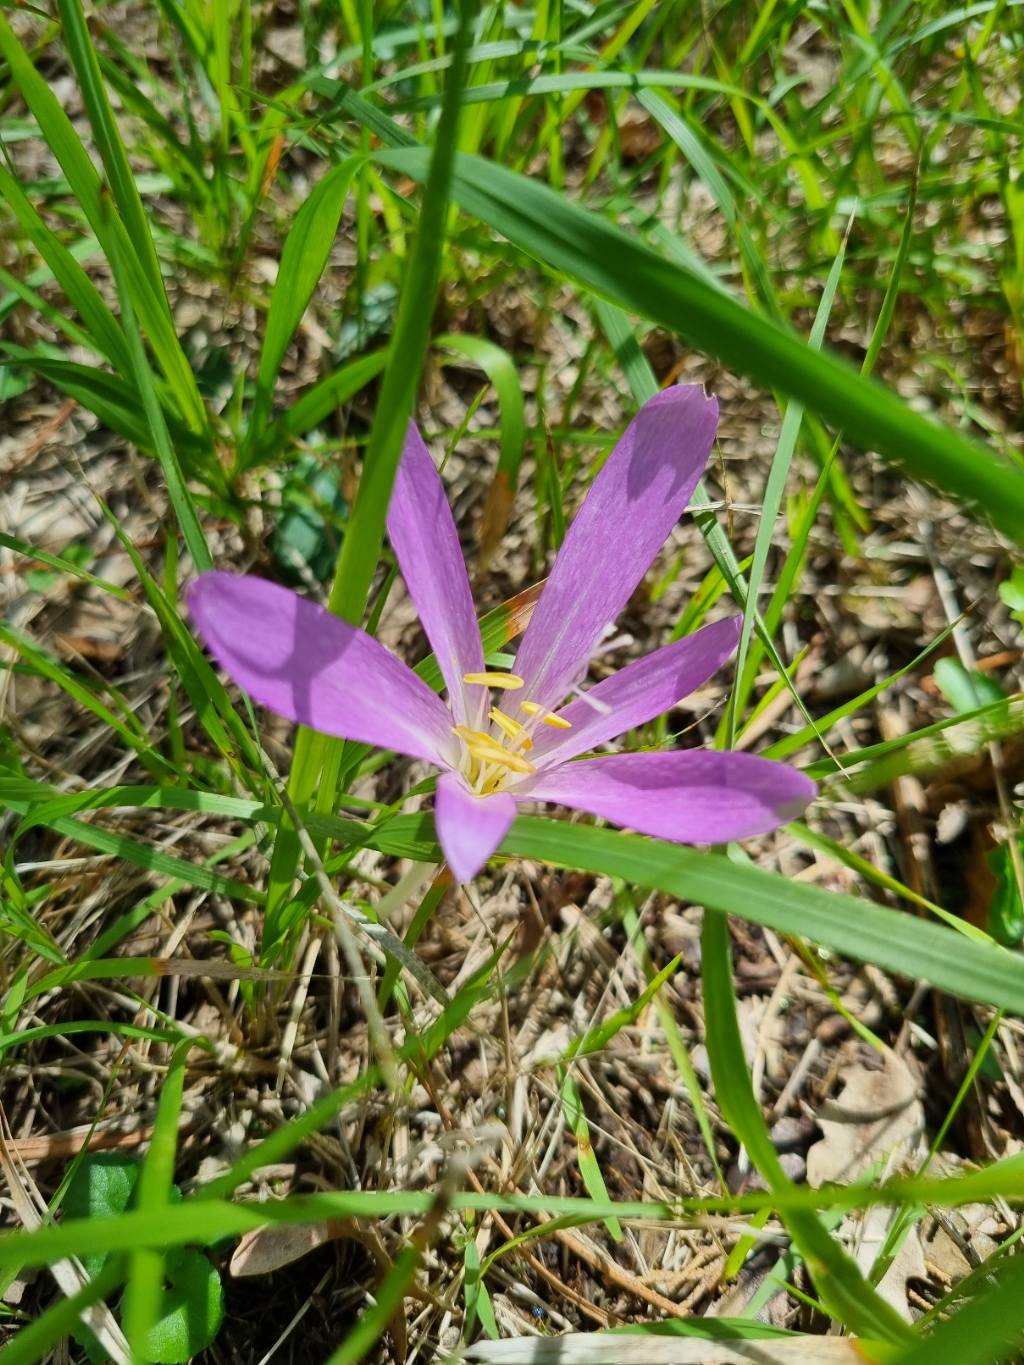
left=807, top=1049, right=927, bottom=1321
left=807, top=1050, right=925, bottom=1186
left=230, top=1216, right=436, bottom=1362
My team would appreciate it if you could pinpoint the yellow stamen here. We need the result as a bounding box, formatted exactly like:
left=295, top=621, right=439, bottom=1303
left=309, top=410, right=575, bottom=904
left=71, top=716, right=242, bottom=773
left=466, top=736, right=535, bottom=773
left=453, top=724, right=492, bottom=745
left=489, top=706, right=533, bottom=748
left=520, top=700, right=573, bottom=729
left=463, top=670, right=525, bottom=690
left=452, top=725, right=536, bottom=774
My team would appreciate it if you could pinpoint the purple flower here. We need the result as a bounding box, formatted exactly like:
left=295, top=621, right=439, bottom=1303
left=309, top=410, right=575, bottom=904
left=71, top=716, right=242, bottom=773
left=189, top=386, right=814, bottom=881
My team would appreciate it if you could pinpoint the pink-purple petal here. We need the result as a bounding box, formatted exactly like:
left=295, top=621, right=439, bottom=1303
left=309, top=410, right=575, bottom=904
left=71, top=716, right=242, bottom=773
left=189, top=571, right=458, bottom=766
left=519, top=750, right=815, bottom=844
left=435, top=772, right=517, bottom=882
left=505, top=385, right=718, bottom=713
left=386, top=422, right=485, bottom=726
left=528, top=616, right=742, bottom=768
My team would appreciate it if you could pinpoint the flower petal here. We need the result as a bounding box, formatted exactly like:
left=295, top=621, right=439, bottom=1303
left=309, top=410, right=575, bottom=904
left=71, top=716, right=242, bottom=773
left=386, top=422, right=485, bottom=726
left=528, top=616, right=741, bottom=767
left=189, top=571, right=457, bottom=766
left=435, top=771, right=517, bottom=881
left=506, top=385, right=718, bottom=712
left=519, top=750, right=815, bottom=844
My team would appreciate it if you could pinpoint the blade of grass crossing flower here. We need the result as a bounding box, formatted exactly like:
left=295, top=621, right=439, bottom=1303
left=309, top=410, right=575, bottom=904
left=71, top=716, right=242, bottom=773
left=724, top=229, right=849, bottom=747
left=265, top=1, right=478, bottom=957
left=122, top=1040, right=191, bottom=1357
left=701, top=907, right=915, bottom=1343
left=366, top=135, right=1024, bottom=541
left=25, top=780, right=1024, bottom=1018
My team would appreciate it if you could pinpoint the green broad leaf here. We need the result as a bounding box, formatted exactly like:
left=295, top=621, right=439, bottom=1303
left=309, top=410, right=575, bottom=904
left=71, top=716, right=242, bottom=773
left=272, top=454, right=349, bottom=585
left=986, top=843, right=1024, bottom=948
left=144, top=1248, right=224, bottom=1364
left=23, top=542, right=93, bottom=594
left=933, top=657, right=1007, bottom=714
left=998, top=567, right=1024, bottom=626
left=63, top=1153, right=141, bottom=1278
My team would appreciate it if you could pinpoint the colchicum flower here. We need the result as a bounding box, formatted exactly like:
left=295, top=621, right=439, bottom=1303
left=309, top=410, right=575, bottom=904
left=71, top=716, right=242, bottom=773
left=190, top=386, right=815, bottom=881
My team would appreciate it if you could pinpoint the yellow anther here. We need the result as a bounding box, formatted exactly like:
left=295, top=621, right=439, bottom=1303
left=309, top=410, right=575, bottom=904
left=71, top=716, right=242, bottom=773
left=453, top=724, right=535, bottom=775
left=489, top=706, right=532, bottom=748
left=462, top=670, right=525, bottom=690
left=453, top=724, right=493, bottom=746
left=468, top=737, right=535, bottom=773
left=520, top=700, right=572, bottom=729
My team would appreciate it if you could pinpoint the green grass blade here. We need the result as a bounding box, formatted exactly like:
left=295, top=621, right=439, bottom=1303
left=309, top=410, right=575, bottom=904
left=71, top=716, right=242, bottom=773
left=367, top=137, right=1024, bottom=540
left=249, top=349, right=389, bottom=467
left=55, top=0, right=165, bottom=298
left=0, top=13, right=207, bottom=435
left=245, top=157, right=361, bottom=459
left=121, top=1041, right=192, bottom=1356
left=0, top=160, right=130, bottom=371
left=725, top=229, right=849, bottom=744
left=500, top=817, right=1024, bottom=1016
left=264, top=1, right=477, bottom=958
left=701, top=908, right=914, bottom=1343
left=888, top=1248, right=1024, bottom=1364
left=100, top=198, right=212, bottom=572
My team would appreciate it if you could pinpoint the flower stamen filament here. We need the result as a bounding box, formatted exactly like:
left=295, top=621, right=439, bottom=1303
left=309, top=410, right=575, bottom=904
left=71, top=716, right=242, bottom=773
left=452, top=725, right=536, bottom=793
left=489, top=706, right=533, bottom=749
left=520, top=699, right=572, bottom=729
